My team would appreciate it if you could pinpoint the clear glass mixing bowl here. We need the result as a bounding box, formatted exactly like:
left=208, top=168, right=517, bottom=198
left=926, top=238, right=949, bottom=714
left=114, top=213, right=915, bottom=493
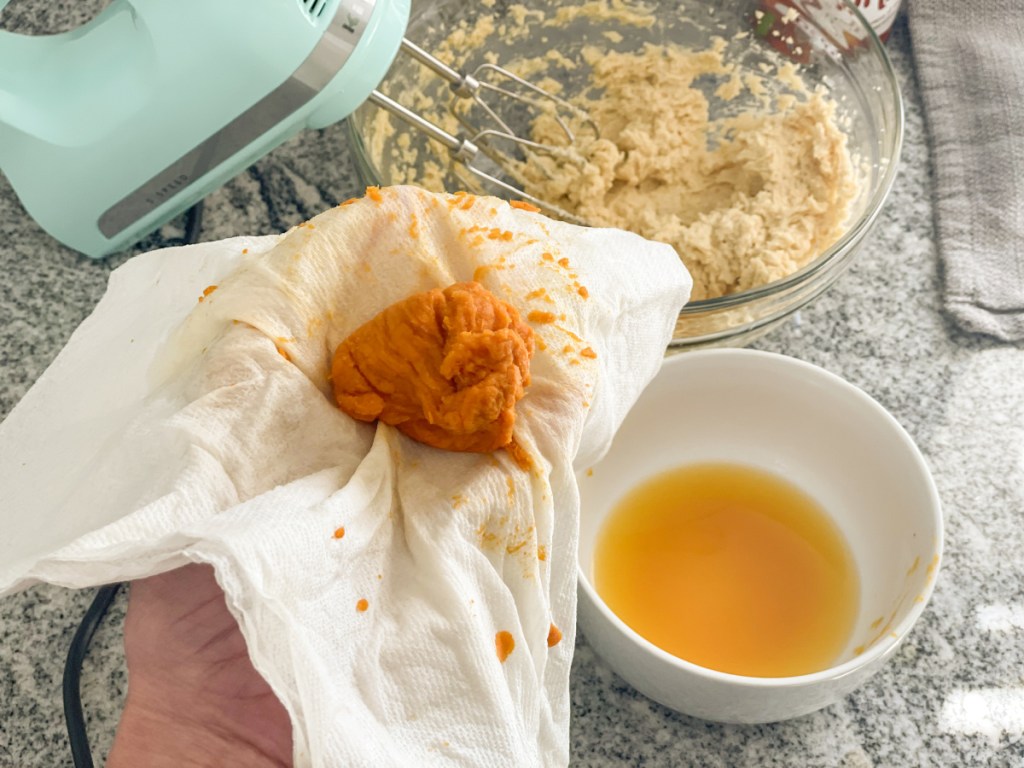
left=346, top=0, right=902, bottom=349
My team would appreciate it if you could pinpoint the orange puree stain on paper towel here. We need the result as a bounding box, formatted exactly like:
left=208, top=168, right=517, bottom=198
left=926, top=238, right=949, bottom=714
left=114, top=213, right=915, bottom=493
left=505, top=438, right=533, bottom=472
left=495, top=631, right=515, bottom=662
left=547, top=623, right=563, bottom=647
left=509, top=200, right=540, bottom=213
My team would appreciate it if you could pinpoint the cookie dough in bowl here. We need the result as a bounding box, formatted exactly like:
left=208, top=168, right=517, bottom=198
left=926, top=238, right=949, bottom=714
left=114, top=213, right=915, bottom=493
left=348, top=0, right=902, bottom=348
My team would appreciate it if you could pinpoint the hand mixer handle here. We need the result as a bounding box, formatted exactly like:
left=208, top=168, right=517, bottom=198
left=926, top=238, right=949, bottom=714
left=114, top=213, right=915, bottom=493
left=0, top=0, right=147, bottom=146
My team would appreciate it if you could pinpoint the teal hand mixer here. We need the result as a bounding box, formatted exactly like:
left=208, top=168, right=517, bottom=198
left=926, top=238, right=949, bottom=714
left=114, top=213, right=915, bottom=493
left=0, top=0, right=580, bottom=257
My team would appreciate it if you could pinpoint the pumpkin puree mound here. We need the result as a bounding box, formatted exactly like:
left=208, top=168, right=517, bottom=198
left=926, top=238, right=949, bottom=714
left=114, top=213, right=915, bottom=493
left=331, top=281, right=535, bottom=452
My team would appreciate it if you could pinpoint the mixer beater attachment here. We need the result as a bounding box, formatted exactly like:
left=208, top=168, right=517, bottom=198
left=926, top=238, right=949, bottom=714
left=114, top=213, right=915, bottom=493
left=368, top=39, right=590, bottom=224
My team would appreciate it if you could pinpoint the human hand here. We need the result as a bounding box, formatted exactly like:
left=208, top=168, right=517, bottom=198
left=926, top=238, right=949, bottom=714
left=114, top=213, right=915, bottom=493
left=107, top=564, right=292, bottom=767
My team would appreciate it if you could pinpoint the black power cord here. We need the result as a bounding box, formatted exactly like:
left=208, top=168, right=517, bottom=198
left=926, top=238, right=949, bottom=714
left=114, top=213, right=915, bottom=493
left=62, top=201, right=205, bottom=768
left=183, top=200, right=206, bottom=247
left=63, top=584, right=121, bottom=768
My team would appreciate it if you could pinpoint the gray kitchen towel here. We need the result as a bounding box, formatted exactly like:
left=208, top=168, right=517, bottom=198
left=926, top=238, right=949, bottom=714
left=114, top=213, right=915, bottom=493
left=907, top=0, right=1024, bottom=341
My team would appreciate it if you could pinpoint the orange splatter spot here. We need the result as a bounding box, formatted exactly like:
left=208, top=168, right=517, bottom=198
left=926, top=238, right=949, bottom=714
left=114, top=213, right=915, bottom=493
left=495, top=630, right=515, bottom=662
left=198, top=284, right=217, bottom=303
left=854, top=644, right=865, bottom=656
left=477, top=523, right=499, bottom=548
left=506, top=539, right=529, bottom=555
left=570, top=359, right=581, bottom=366
left=366, top=186, right=383, bottom=203
left=580, top=347, right=597, bottom=359
left=276, top=345, right=291, bottom=362
left=356, top=598, right=369, bottom=612
left=306, top=316, right=325, bottom=336
left=333, top=526, right=346, bottom=540
left=452, top=494, right=466, bottom=509
left=870, top=616, right=883, bottom=629
left=340, top=197, right=359, bottom=207
left=535, top=335, right=547, bottom=351
left=558, top=257, right=570, bottom=268
left=526, top=288, right=546, bottom=300
left=409, top=213, right=419, bottom=239
left=528, top=310, right=557, bottom=324
left=547, top=623, right=563, bottom=647
left=473, top=264, right=500, bottom=281
left=586, top=468, right=594, bottom=477
left=538, top=544, right=547, bottom=562
left=906, top=556, right=920, bottom=576
left=242, top=248, right=250, bottom=254
left=556, top=325, right=583, bottom=342
left=541, top=252, right=554, bottom=262
left=487, top=228, right=514, bottom=241
left=506, top=439, right=533, bottom=471
left=578, top=285, right=589, bottom=299
left=510, top=200, right=540, bottom=213
left=562, top=344, right=573, bottom=354
left=926, top=554, right=940, bottom=575
left=461, top=195, right=477, bottom=211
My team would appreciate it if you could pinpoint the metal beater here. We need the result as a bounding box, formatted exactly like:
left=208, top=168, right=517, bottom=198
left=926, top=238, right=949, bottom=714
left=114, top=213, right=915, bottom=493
left=367, top=38, right=591, bottom=223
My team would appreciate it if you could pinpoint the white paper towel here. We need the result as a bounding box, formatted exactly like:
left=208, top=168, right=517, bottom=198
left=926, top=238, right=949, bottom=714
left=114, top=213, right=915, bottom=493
left=0, top=186, right=691, bottom=767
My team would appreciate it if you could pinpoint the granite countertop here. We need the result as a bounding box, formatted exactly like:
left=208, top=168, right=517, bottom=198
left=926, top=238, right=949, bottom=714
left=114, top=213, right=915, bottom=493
left=1, top=5, right=1022, bottom=767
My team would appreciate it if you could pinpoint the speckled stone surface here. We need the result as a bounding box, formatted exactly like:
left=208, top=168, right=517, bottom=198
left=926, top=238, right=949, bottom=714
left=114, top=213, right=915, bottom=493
left=1, top=4, right=1022, bottom=767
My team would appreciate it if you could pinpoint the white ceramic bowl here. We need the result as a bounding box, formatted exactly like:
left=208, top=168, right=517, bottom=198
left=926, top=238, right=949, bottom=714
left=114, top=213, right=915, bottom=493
left=577, top=349, right=943, bottom=723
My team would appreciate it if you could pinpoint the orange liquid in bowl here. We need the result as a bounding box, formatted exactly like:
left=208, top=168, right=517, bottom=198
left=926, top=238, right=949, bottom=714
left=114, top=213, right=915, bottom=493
left=593, top=462, right=859, bottom=678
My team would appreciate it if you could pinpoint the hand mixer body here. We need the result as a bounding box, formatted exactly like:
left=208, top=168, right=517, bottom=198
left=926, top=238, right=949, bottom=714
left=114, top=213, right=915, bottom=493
left=0, top=0, right=409, bottom=257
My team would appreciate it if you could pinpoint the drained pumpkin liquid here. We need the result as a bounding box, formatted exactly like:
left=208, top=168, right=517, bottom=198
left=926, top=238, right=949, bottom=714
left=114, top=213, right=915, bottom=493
left=593, top=462, right=859, bottom=677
